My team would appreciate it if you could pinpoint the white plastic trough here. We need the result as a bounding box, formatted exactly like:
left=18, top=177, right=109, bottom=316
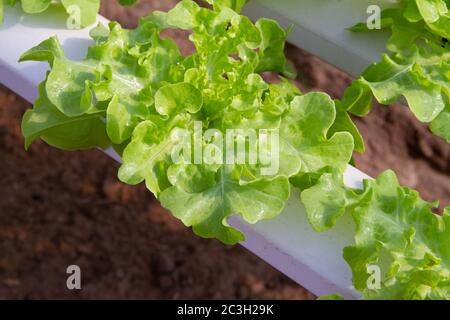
left=243, top=0, right=393, bottom=77
left=0, top=2, right=382, bottom=299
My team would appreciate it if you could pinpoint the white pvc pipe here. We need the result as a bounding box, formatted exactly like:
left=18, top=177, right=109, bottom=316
left=244, top=0, right=393, bottom=77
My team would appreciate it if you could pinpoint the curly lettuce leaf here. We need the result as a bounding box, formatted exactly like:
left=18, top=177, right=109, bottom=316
left=280, top=93, right=354, bottom=174
left=160, top=165, right=290, bottom=244
left=346, top=52, right=446, bottom=122
left=329, top=100, right=365, bottom=153
left=347, top=171, right=450, bottom=300
left=255, top=18, right=296, bottom=77
left=302, top=170, right=450, bottom=300
left=346, top=1, right=450, bottom=142
left=217, top=92, right=354, bottom=181
left=118, top=117, right=191, bottom=196
left=144, top=0, right=294, bottom=77
left=430, top=100, right=450, bottom=141
left=121, top=2, right=352, bottom=243
left=21, top=21, right=185, bottom=144
left=20, top=0, right=53, bottom=14
left=300, top=171, right=360, bottom=232
left=60, top=0, right=100, bottom=28
left=404, top=0, right=450, bottom=38
left=22, top=77, right=110, bottom=150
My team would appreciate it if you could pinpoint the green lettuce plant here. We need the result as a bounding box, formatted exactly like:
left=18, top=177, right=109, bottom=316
left=302, top=170, right=450, bottom=299
left=21, top=0, right=356, bottom=244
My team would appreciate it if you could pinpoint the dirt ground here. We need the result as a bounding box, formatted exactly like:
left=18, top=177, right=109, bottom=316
left=0, top=0, right=449, bottom=299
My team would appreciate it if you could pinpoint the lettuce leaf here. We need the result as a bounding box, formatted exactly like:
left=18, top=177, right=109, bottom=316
left=22, top=77, right=110, bottom=150
left=302, top=170, right=450, bottom=300
left=160, top=165, right=290, bottom=244
left=0, top=0, right=17, bottom=23
left=206, top=0, right=248, bottom=13
left=1, top=0, right=136, bottom=27
left=21, top=21, right=185, bottom=144
left=346, top=0, right=450, bottom=142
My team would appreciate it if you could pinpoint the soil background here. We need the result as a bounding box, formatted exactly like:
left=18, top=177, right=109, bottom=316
left=0, top=0, right=449, bottom=299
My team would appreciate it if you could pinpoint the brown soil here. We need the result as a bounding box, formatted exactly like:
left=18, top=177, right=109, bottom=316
left=0, top=0, right=448, bottom=299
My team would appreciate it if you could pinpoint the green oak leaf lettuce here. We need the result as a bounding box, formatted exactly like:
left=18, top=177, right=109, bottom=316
left=346, top=0, right=450, bottom=142
left=302, top=170, right=450, bottom=300
left=344, top=171, right=450, bottom=300
left=22, top=76, right=110, bottom=150
left=156, top=92, right=353, bottom=243
left=21, top=21, right=185, bottom=144
left=280, top=94, right=354, bottom=174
